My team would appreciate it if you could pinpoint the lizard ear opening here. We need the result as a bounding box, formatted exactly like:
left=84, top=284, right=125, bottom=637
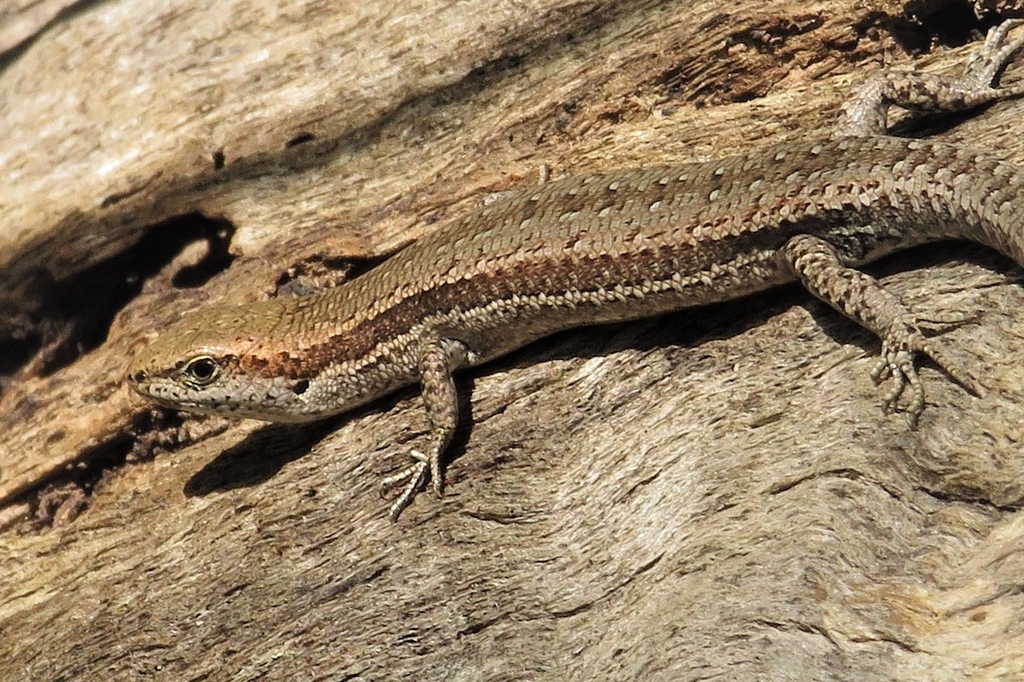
left=182, top=356, right=220, bottom=386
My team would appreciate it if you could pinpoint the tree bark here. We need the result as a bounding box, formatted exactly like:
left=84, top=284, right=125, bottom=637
left=2, top=1, right=1024, bottom=680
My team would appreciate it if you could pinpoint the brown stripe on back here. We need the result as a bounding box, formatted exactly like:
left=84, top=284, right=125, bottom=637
left=276, top=207, right=906, bottom=380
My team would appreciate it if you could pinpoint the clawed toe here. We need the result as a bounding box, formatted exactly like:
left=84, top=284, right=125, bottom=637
left=872, top=344, right=924, bottom=426
left=381, top=450, right=431, bottom=521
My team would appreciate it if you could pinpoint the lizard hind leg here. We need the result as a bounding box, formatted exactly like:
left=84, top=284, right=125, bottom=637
left=834, top=19, right=1024, bottom=138
left=780, top=234, right=985, bottom=427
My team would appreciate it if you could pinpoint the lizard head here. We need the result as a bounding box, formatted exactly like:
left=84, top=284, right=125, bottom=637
left=126, top=299, right=319, bottom=422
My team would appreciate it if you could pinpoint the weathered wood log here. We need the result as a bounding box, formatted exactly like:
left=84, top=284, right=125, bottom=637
left=2, top=1, right=1024, bottom=679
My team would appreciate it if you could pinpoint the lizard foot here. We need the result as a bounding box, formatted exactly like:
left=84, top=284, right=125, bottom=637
left=380, top=448, right=447, bottom=521
left=870, top=326, right=986, bottom=428
left=960, top=18, right=1024, bottom=89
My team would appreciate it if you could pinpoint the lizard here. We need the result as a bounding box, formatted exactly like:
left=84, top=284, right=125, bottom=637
left=128, top=20, right=1024, bottom=521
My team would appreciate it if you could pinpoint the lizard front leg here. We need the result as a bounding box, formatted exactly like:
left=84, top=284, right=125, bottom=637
left=381, top=338, right=469, bottom=520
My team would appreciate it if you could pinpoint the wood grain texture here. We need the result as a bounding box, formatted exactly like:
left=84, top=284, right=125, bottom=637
left=2, top=0, right=1024, bottom=680
left=0, top=0, right=79, bottom=56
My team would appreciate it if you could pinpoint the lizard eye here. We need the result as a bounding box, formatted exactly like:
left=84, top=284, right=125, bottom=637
left=182, top=356, right=220, bottom=385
